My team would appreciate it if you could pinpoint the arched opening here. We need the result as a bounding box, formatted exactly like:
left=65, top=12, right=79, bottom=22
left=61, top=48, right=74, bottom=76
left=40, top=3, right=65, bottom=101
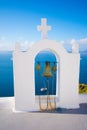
left=34, top=49, right=59, bottom=110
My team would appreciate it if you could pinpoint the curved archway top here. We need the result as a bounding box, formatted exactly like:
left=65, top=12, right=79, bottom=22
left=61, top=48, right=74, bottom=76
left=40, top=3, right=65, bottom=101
left=28, top=39, right=68, bottom=57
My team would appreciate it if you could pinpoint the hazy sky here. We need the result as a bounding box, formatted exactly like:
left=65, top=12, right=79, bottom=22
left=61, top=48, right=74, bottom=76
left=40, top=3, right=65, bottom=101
left=0, top=0, right=87, bottom=50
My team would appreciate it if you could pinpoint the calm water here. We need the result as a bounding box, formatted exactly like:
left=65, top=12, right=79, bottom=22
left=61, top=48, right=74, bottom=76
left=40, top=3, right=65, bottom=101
left=0, top=51, right=87, bottom=97
left=0, top=51, right=14, bottom=97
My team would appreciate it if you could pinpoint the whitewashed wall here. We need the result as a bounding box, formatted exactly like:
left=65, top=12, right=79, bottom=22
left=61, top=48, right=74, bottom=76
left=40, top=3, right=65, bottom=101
left=13, top=39, right=80, bottom=111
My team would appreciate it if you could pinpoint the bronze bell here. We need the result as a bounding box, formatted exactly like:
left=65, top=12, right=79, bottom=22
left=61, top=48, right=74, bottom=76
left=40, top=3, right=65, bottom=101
left=42, top=61, right=52, bottom=77
left=36, top=62, right=41, bottom=71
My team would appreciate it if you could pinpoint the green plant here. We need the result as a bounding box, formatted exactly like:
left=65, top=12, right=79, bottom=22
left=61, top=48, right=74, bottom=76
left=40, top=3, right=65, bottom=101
left=79, top=83, right=87, bottom=94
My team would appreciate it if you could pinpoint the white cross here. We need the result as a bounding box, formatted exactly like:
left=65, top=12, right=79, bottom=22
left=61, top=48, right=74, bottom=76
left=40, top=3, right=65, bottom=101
left=37, top=18, right=51, bottom=39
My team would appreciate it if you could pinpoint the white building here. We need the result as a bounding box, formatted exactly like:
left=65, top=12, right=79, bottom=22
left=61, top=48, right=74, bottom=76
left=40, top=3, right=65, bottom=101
left=13, top=18, right=80, bottom=112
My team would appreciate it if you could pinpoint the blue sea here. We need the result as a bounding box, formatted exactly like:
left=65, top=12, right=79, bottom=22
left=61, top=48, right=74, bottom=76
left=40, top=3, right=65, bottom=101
left=0, top=51, right=87, bottom=97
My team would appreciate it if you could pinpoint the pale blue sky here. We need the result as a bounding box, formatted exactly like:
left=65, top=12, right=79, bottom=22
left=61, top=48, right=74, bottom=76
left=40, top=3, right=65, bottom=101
left=0, top=0, right=87, bottom=50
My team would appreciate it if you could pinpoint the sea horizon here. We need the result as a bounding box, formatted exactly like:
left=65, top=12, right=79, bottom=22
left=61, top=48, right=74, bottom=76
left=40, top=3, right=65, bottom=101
left=0, top=50, right=87, bottom=97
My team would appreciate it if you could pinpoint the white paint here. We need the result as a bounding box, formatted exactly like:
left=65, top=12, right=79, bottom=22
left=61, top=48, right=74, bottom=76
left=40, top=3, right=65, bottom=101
left=13, top=18, right=80, bottom=112
left=37, top=18, right=51, bottom=39
left=13, top=40, right=80, bottom=111
left=0, top=97, right=14, bottom=110
left=79, top=94, right=87, bottom=103
left=0, top=94, right=87, bottom=111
